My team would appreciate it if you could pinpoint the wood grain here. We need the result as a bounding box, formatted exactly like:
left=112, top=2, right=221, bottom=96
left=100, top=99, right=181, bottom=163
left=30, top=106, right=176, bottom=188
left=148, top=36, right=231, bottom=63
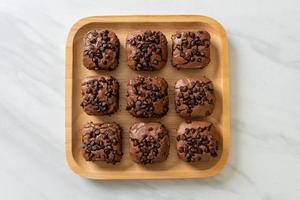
left=65, top=15, right=230, bottom=180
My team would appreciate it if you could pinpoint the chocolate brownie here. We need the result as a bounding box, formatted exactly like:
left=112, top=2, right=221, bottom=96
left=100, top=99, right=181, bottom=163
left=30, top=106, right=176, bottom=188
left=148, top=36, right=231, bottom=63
left=171, top=31, right=210, bottom=69
left=129, top=122, right=169, bottom=164
left=126, top=31, right=168, bottom=71
left=83, top=30, right=120, bottom=70
left=176, top=121, right=219, bottom=162
left=80, top=75, right=119, bottom=115
left=81, top=122, right=123, bottom=164
left=175, top=76, right=215, bottom=118
left=126, top=76, right=169, bottom=118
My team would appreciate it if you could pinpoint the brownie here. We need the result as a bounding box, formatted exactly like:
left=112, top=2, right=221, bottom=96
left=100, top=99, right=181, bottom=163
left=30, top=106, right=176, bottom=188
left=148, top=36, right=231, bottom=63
left=83, top=30, right=120, bottom=70
left=80, top=75, right=119, bottom=115
left=129, top=122, right=170, bottom=164
left=81, top=122, right=123, bottom=164
left=176, top=121, right=219, bottom=162
left=126, top=76, right=169, bottom=118
left=174, top=76, right=215, bottom=118
left=126, top=30, right=168, bottom=71
left=171, top=31, right=210, bottom=69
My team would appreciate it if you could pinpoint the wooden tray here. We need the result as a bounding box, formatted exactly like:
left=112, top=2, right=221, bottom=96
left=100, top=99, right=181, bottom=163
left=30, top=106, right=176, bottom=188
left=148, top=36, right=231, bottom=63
left=65, top=15, right=230, bottom=179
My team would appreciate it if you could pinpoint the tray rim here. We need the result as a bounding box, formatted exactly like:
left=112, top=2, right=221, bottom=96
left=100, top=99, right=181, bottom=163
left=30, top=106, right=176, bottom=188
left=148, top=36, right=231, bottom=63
left=65, top=15, right=230, bottom=180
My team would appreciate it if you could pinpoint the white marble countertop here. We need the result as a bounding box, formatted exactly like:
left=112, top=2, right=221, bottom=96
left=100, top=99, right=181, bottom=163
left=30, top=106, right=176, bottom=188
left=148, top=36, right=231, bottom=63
left=1, top=0, right=300, bottom=199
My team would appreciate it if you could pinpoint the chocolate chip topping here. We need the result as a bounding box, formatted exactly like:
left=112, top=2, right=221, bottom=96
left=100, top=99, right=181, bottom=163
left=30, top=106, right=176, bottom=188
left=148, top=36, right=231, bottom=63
left=80, top=75, right=119, bottom=115
left=175, top=76, right=215, bottom=118
left=129, top=122, right=169, bottom=164
left=126, top=31, right=168, bottom=71
left=126, top=76, right=169, bottom=118
left=83, top=30, right=120, bottom=70
left=81, top=122, right=123, bottom=164
left=171, top=31, right=210, bottom=69
left=176, top=121, right=219, bottom=162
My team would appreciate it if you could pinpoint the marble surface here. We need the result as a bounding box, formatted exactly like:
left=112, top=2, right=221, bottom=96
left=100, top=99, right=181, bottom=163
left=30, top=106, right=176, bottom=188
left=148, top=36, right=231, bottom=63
left=0, top=0, right=300, bottom=199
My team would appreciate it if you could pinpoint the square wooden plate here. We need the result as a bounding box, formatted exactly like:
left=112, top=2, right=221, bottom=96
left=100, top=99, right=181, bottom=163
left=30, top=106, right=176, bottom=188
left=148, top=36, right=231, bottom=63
left=65, top=15, right=230, bottom=179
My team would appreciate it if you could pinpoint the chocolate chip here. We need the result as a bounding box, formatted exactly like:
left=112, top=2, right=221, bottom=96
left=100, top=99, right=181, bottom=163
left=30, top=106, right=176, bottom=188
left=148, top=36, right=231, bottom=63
left=92, top=57, right=98, bottom=63
left=136, top=100, right=142, bottom=106
left=90, top=38, right=97, bottom=44
left=180, top=86, right=188, bottom=92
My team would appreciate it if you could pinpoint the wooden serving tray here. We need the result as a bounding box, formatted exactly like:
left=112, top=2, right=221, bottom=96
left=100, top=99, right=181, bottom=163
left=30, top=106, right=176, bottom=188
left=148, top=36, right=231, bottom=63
left=65, top=15, right=230, bottom=179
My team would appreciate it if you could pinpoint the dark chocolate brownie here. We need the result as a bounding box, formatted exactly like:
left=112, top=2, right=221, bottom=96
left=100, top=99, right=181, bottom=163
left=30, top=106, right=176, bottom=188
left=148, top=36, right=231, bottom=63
left=176, top=121, right=219, bottom=162
left=129, top=122, right=169, bottom=164
left=126, top=31, right=168, bottom=71
left=80, top=75, right=119, bottom=115
left=83, top=30, right=120, bottom=70
left=171, top=31, right=210, bottom=69
left=126, top=76, right=169, bottom=118
left=81, top=122, right=123, bottom=164
left=174, top=76, right=215, bottom=118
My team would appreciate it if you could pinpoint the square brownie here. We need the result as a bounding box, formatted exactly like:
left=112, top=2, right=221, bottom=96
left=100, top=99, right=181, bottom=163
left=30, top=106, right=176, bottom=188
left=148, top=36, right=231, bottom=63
left=176, top=121, right=219, bottom=162
left=80, top=75, right=119, bottom=115
left=126, top=76, right=169, bottom=118
left=83, top=30, right=120, bottom=70
left=174, top=76, right=215, bottom=118
left=126, top=31, right=168, bottom=71
left=81, top=122, right=123, bottom=164
left=129, top=122, right=169, bottom=164
left=171, top=31, right=210, bottom=69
